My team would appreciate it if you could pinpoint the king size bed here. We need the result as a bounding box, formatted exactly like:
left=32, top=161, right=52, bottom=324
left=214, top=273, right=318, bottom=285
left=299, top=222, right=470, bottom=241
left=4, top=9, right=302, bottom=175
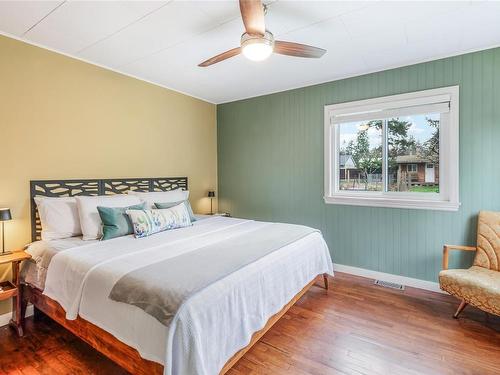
left=20, top=177, right=333, bottom=375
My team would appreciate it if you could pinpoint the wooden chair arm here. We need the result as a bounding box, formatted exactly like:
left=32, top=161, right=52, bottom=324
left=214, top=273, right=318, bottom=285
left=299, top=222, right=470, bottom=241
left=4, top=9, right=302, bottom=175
left=442, top=245, right=477, bottom=270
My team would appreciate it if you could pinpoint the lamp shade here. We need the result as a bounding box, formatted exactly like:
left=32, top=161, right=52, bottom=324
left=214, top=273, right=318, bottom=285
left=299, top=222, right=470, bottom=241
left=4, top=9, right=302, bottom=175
left=207, top=191, right=215, bottom=198
left=0, top=208, right=11, bottom=221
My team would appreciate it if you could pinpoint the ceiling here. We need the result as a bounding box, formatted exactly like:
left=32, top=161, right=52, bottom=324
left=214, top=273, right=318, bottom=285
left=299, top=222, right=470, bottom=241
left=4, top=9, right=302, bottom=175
left=1, top=1, right=499, bottom=104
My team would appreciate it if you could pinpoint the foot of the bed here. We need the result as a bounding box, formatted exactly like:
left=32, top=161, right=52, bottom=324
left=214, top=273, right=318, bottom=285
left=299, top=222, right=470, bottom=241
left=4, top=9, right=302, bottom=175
left=323, top=274, right=329, bottom=290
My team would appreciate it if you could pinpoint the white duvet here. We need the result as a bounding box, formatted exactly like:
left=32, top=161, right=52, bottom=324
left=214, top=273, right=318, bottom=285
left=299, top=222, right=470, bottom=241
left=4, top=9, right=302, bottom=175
left=40, top=216, right=333, bottom=375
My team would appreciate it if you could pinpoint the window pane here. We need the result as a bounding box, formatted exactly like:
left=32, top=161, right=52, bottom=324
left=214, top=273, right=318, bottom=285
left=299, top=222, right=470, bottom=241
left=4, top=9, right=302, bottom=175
left=339, top=120, right=382, bottom=191
left=387, top=114, right=440, bottom=193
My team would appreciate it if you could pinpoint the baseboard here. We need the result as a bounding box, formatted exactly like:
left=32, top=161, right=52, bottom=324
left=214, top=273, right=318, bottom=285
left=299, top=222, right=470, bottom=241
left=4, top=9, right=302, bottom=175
left=333, top=263, right=444, bottom=294
left=0, top=304, right=34, bottom=327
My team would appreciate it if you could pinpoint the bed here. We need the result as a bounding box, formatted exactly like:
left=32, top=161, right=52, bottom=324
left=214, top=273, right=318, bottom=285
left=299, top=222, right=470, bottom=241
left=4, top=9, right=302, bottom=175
left=21, top=177, right=333, bottom=375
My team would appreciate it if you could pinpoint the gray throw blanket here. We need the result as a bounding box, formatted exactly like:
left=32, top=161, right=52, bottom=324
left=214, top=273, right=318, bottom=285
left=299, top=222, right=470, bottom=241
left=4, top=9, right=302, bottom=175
left=109, top=223, right=318, bottom=325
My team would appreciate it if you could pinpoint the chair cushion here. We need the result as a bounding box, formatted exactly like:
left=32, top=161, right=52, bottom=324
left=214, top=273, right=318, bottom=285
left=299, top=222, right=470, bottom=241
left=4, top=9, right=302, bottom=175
left=439, top=266, right=500, bottom=316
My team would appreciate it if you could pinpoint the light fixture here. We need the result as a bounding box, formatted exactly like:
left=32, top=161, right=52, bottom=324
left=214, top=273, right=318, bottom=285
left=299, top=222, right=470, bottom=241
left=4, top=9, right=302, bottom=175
left=207, top=191, right=216, bottom=215
left=241, top=31, right=274, bottom=62
left=0, top=208, right=12, bottom=256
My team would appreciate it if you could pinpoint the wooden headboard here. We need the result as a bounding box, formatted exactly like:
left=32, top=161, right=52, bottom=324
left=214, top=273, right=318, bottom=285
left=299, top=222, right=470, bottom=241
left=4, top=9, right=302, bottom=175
left=30, top=177, right=188, bottom=242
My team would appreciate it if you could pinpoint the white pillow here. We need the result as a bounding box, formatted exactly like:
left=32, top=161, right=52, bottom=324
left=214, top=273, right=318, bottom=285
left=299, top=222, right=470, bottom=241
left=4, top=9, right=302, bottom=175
left=34, top=196, right=82, bottom=240
left=75, top=195, right=142, bottom=240
left=128, top=189, right=189, bottom=209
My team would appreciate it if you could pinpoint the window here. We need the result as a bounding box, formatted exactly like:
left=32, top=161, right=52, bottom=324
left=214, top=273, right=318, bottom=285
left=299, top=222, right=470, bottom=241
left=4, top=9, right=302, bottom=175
left=407, top=164, right=417, bottom=173
left=324, top=86, right=459, bottom=211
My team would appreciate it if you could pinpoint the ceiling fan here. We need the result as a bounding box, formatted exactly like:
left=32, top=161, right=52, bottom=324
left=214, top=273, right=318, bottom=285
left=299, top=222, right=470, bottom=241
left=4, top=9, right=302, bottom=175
left=198, top=0, right=326, bottom=67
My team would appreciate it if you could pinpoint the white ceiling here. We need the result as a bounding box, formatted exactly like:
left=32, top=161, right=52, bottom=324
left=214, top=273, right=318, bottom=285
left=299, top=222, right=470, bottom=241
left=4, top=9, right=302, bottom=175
left=1, top=1, right=499, bottom=104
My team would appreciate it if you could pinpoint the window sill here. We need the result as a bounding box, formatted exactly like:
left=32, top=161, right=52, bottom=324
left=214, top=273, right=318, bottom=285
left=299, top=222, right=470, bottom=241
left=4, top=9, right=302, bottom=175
left=324, top=195, right=460, bottom=211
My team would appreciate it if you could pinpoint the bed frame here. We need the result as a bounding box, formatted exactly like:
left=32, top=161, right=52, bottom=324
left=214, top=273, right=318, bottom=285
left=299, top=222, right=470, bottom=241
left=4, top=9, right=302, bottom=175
left=23, top=177, right=328, bottom=374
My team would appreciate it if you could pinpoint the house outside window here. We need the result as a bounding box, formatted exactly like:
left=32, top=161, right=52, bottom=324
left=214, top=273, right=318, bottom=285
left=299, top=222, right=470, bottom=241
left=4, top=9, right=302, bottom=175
left=324, top=86, right=459, bottom=211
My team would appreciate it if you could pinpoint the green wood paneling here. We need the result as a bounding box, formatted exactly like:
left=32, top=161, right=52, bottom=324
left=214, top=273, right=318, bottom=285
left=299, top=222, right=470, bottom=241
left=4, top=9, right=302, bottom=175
left=217, top=48, right=500, bottom=282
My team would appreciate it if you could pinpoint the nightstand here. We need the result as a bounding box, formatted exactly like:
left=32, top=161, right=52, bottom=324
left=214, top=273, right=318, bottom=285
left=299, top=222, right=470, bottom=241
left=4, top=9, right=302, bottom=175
left=0, top=251, right=31, bottom=336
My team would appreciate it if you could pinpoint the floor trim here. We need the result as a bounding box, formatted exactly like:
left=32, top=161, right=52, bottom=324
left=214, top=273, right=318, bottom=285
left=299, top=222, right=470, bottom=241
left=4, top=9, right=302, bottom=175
left=333, top=263, right=444, bottom=293
left=0, top=305, right=34, bottom=327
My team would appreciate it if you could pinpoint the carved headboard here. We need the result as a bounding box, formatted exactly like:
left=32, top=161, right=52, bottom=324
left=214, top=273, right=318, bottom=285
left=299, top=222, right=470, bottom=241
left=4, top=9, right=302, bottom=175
left=30, top=177, right=188, bottom=242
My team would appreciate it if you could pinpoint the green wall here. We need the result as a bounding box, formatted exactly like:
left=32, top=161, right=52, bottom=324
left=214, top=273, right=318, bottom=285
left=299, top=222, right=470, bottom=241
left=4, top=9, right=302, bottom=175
left=217, top=47, right=500, bottom=282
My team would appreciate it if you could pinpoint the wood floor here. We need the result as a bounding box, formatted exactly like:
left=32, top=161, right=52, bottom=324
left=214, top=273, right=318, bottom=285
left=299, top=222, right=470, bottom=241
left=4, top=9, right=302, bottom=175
left=1, top=272, right=499, bottom=375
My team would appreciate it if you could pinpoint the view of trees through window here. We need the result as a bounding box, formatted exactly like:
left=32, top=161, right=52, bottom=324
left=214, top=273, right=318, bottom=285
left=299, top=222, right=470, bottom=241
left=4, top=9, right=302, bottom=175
left=338, top=113, right=440, bottom=193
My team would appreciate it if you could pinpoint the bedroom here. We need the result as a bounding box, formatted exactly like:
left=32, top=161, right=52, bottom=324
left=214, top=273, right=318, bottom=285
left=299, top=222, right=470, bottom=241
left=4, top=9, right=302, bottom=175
left=0, top=0, right=499, bottom=374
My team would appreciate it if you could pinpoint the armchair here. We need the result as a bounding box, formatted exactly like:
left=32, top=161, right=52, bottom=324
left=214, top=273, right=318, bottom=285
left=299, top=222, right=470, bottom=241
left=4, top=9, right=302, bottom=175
left=439, top=211, right=500, bottom=318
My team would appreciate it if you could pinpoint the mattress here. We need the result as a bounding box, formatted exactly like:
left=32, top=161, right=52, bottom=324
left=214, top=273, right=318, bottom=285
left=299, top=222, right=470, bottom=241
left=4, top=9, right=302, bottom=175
left=23, top=216, right=333, bottom=375
left=21, top=236, right=97, bottom=290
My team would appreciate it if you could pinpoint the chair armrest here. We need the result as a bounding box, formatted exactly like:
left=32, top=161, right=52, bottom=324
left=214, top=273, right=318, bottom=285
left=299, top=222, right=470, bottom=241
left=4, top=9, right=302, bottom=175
left=442, top=244, right=477, bottom=270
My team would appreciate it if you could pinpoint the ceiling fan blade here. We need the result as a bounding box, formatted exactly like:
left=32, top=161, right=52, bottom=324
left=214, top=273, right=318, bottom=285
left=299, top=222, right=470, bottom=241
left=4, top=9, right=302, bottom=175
left=239, top=0, right=265, bottom=36
left=198, top=47, right=241, bottom=67
left=274, top=41, right=326, bottom=58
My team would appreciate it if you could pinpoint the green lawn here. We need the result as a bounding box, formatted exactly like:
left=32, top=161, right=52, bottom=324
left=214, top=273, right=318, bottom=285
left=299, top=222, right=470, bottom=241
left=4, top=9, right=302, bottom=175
left=410, top=185, right=439, bottom=193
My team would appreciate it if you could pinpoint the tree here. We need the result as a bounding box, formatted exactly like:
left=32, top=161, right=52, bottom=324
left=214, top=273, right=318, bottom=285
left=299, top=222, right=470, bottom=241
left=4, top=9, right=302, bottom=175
left=368, top=118, right=416, bottom=156
left=345, top=140, right=355, bottom=156
left=352, top=129, right=382, bottom=189
left=339, top=139, right=355, bottom=156
left=423, top=117, right=439, bottom=163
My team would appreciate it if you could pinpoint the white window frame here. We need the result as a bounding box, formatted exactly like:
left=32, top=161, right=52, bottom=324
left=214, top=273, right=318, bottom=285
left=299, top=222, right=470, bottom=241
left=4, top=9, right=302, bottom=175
left=324, top=86, right=460, bottom=211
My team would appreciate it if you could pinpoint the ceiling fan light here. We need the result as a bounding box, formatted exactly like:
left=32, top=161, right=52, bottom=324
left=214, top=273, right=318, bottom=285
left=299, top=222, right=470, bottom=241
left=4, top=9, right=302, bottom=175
left=241, top=31, right=274, bottom=62
left=242, top=42, right=273, bottom=61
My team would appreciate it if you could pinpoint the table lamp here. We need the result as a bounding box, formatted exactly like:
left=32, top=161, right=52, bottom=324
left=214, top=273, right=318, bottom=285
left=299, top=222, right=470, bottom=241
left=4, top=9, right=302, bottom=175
left=208, top=191, right=215, bottom=215
left=0, top=208, right=12, bottom=256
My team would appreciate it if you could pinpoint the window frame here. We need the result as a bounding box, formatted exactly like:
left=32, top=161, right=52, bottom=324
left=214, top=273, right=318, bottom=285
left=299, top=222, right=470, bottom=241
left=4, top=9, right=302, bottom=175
left=324, top=86, right=459, bottom=211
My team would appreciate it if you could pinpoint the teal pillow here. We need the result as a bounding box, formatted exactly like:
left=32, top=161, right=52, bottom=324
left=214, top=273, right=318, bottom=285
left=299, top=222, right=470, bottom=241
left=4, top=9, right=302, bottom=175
left=154, top=200, right=196, bottom=222
left=97, top=203, right=146, bottom=240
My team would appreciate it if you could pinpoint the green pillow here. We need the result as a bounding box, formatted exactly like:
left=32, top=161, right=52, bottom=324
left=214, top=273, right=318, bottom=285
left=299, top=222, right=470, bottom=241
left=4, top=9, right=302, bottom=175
left=154, top=200, right=196, bottom=222
left=97, top=203, right=146, bottom=240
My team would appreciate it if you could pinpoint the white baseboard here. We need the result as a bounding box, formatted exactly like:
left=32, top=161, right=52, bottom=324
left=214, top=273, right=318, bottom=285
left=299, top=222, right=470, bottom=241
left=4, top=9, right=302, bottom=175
left=333, top=263, right=444, bottom=294
left=0, top=304, right=34, bottom=327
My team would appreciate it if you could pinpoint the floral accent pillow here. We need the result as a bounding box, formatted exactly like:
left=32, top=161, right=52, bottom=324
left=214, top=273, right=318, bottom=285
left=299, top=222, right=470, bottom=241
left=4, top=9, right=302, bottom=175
left=126, top=203, right=192, bottom=238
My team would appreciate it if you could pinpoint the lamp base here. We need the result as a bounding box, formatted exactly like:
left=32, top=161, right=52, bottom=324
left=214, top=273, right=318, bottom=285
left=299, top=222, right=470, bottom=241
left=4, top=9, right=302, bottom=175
left=0, top=251, right=13, bottom=257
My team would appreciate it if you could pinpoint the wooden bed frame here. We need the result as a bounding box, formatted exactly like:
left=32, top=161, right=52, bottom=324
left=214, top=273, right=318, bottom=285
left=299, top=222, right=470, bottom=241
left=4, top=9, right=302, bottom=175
left=23, top=177, right=330, bottom=374
left=22, top=275, right=328, bottom=375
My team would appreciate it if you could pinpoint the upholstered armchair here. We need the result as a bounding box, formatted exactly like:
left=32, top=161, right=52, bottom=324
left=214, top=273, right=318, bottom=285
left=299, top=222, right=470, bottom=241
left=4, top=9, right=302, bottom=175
left=439, top=211, right=500, bottom=318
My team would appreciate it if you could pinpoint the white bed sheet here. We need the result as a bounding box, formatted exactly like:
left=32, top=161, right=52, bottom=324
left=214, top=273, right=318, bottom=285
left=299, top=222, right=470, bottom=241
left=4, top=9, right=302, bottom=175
left=38, top=217, right=333, bottom=375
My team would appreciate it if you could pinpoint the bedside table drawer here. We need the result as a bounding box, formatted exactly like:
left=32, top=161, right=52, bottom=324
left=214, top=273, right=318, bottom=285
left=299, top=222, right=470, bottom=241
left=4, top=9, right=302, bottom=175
left=0, top=280, right=17, bottom=301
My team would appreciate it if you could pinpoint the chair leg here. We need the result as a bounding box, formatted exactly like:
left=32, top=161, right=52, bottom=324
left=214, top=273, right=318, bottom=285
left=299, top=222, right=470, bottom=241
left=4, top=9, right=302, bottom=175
left=323, top=273, right=329, bottom=290
left=453, top=300, right=468, bottom=319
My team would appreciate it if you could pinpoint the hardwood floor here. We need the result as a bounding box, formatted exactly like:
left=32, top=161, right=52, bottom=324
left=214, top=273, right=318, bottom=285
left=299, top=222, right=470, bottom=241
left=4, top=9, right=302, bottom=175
left=1, top=272, right=499, bottom=375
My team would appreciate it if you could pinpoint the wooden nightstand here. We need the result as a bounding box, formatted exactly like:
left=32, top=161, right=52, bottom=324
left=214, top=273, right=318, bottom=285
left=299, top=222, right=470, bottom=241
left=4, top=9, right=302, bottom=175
left=0, top=251, right=31, bottom=336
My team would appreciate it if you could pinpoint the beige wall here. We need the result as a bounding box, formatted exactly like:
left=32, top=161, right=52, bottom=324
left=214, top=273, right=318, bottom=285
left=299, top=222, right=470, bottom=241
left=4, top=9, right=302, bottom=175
left=0, top=35, right=217, bottom=315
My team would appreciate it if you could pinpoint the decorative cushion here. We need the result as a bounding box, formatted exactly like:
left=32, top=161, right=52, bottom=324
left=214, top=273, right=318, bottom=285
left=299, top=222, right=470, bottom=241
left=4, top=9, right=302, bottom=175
left=439, top=266, right=500, bottom=316
left=154, top=200, right=196, bottom=222
left=34, top=196, right=82, bottom=240
left=97, top=203, right=146, bottom=240
left=128, top=189, right=189, bottom=209
left=127, top=204, right=192, bottom=238
left=76, top=195, right=142, bottom=240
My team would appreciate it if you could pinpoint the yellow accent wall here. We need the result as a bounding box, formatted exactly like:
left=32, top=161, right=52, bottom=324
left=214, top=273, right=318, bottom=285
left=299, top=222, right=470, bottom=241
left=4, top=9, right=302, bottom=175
left=0, top=35, right=217, bottom=315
